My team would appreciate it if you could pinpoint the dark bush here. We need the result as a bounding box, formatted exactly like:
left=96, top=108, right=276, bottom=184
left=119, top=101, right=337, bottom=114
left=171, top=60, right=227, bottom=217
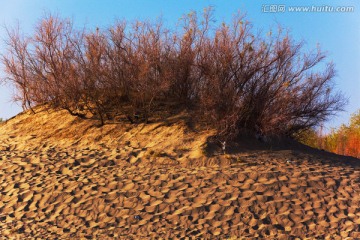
left=1, top=9, right=345, bottom=139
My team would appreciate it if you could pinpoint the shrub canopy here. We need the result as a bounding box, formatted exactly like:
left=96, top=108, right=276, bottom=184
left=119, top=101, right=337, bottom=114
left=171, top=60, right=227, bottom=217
left=1, top=9, right=345, bottom=140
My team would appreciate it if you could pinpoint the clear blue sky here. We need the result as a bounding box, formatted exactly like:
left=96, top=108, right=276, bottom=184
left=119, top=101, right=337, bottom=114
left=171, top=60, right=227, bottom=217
left=0, top=0, right=359, bottom=131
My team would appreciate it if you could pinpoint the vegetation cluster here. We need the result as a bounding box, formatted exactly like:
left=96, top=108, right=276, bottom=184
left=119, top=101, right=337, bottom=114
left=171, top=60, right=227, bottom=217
left=1, top=9, right=345, bottom=140
left=300, top=110, right=360, bottom=159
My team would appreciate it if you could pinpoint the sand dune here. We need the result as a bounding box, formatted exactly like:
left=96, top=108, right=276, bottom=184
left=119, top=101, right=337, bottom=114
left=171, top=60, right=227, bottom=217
left=0, top=107, right=360, bottom=238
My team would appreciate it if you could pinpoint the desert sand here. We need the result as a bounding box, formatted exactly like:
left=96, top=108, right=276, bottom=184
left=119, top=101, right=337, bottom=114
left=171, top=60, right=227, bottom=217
left=0, top=107, right=360, bottom=239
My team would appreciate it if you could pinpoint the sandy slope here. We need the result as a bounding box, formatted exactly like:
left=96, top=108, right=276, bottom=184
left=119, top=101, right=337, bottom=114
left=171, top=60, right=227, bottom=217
left=0, top=107, right=360, bottom=239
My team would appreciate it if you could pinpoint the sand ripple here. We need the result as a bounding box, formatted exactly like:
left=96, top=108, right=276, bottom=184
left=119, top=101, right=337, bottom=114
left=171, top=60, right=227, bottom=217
left=0, top=148, right=360, bottom=238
